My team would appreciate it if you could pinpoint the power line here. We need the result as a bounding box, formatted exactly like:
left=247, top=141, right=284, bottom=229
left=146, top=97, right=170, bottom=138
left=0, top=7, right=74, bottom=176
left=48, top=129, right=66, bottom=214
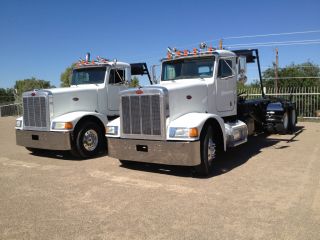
left=125, top=36, right=320, bottom=62
left=223, top=30, right=320, bottom=40
left=225, top=39, right=320, bottom=47
left=225, top=39, right=320, bottom=49
left=263, top=76, right=320, bottom=80
left=175, top=29, right=320, bottom=49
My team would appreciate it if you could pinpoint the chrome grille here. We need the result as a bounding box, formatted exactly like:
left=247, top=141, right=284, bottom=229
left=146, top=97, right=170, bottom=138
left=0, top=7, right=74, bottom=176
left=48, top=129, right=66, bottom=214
left=23, top=96, right=48, bottom=128
left=121, top=94, right=162, bottom=136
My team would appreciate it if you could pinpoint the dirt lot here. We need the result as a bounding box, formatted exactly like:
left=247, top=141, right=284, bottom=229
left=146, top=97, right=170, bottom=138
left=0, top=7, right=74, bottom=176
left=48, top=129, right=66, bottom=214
left=0, top=117, right=319, bottom=240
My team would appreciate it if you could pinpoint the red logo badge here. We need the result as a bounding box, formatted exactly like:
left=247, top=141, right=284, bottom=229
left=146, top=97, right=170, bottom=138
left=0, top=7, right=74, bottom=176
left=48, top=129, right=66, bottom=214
left=136, top=89, right=143, bottom=94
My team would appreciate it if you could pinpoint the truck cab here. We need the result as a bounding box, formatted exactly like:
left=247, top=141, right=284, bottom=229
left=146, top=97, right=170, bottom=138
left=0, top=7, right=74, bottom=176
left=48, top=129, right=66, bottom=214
left=15, top=54, right=151, bottom=158
left=106, top=46, right=296, bottom=176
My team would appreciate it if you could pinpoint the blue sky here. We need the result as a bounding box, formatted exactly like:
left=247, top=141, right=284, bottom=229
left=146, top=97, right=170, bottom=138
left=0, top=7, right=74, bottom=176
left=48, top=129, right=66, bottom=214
left=0, top=0, right=320, bottom=88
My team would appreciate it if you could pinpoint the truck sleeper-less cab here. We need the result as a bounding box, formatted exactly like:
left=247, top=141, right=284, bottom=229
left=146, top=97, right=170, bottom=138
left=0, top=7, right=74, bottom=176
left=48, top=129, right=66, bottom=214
left=106, top=47, right=296, bottom=176
left=15, top=54, right=151, bottom=158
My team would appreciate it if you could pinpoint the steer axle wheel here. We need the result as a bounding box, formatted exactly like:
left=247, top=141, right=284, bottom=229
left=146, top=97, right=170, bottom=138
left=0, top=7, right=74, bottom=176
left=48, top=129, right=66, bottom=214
left=195, top=125, right=217, bottom=177
left=71, top=121, right=105, bottom=158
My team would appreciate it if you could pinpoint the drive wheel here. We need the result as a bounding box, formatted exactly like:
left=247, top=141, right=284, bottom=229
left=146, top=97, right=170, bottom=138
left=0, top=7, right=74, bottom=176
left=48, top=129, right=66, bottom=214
left=195, top=125, right=216, bottom=177
left=281, top=111, right=289, bottom=133
left=71, top=122, right=105, bottom=158
left=288, top=108, right=297, bottom=133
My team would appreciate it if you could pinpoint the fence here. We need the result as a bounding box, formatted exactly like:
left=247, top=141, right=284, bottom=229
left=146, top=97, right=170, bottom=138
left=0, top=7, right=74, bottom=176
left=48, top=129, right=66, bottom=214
left=1, top=87, right=319, bottom=118
left=238, top=86, right=320, bottom=118
left=0, top=103, right=22, bottom=117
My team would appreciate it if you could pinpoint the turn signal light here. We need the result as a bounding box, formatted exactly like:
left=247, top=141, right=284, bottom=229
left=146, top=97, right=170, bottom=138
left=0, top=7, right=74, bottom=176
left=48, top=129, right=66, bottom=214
left=65, top=122, right=73, bottom=129
left=189, top=128, right=198, bottom=137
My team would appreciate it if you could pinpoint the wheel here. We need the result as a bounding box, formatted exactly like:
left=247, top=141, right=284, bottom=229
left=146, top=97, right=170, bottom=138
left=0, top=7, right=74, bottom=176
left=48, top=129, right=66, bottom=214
left=281, top=111, right=289, bottom=133
left=288, top=108, right=297, bottom=133
left=195, top=125, right=217, bottom=176
left=71, top=122, right=105, bottom=158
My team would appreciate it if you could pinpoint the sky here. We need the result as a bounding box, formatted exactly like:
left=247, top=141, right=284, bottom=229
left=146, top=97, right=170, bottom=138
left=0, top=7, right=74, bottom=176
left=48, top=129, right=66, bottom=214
left=0, top=0, right=320, bottom=88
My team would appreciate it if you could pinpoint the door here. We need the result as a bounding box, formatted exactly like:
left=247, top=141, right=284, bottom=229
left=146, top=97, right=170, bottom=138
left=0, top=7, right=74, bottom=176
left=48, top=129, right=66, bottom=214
left=107, top=67, right=128, bottom=111
left=216, top=57, right=237, bottom=112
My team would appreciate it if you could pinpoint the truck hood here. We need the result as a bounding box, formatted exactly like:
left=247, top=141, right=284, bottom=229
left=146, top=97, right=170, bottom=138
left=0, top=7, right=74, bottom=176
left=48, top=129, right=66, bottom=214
left=45, top=85, right=99, bottom=118
left=152, top=79, right=208, bottom=121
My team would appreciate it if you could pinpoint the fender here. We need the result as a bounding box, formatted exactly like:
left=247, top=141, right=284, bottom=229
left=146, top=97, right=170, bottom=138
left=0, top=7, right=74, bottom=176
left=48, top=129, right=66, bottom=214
left=50, top=111, right=108, bottom=131
left=167, top=112, right=227, bottom=151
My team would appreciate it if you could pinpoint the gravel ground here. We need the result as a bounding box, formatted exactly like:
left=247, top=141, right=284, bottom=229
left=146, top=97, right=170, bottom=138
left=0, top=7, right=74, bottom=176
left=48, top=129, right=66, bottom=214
left=0, top=117, right=319, bottom=240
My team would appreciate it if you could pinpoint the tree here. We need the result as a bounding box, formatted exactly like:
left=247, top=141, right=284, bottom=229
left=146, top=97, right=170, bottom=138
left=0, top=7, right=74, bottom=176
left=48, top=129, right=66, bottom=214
left=0, top=88, right=15, bottom=105
left=129, top=76, right=140, bottom=88
left=14, top=77, right=52, bottom=102
left=262, top=62, right=320, bottom=88
left=60, top=63, right=76, bottom=87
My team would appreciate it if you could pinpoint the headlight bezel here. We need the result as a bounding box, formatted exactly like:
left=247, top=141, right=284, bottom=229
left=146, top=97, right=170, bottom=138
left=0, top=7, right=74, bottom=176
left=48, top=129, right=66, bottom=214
left=169, top=127, right=199, bottom=138
left=52, top=122, right=73, bottom=130
left=106, top=126, right=119, bottom=135
left=16, top=119, right=22, bottom=128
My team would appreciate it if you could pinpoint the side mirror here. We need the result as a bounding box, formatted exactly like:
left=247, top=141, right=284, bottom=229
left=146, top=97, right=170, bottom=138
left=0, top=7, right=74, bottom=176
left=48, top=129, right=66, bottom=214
left=151, top=64, right=160, bottom=84
left=237, top=56, right=247, bottom=83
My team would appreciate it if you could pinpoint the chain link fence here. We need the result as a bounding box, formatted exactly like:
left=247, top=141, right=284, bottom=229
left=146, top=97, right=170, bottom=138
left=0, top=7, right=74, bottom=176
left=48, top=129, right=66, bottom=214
left=1, top=87, right=319, bottom=118
left=238, top=86, right=320, bottom=118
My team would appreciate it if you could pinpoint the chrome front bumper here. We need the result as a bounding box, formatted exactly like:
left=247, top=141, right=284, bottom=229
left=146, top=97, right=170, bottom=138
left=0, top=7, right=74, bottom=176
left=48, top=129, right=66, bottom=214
left=16, top=130, right=72, bottom=150
left=107, top=138, right=201, bottom=166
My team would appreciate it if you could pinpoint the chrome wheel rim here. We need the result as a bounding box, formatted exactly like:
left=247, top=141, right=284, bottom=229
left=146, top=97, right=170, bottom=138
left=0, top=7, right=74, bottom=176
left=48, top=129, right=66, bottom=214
left=283, top=112, right=289, bottom=130
left=208, top=138, right=216, bottom=165
left=83, top=129, right=98, bottom=151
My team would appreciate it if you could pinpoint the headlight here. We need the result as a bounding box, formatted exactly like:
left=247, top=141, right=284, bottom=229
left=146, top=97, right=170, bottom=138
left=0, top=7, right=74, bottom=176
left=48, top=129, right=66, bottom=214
left=169, top=127, right=198, bottom=138
left=52, top=122, right=73, bottom=130
left=106, top=126, right=118, bottom=135
left=16, top=120, right=22, bottom=128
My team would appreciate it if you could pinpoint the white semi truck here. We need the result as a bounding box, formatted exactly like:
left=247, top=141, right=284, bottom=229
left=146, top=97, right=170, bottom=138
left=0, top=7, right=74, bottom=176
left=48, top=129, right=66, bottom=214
left=106, top=46, right=296, bottom=176
left=15, top=54, right=151, bottom=158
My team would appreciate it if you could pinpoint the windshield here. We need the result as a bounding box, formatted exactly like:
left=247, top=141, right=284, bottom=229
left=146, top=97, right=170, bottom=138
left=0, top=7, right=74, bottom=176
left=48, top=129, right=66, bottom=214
left=161, top=57, right=215, bottom=81
left=71, top=67, right=107, bottom=85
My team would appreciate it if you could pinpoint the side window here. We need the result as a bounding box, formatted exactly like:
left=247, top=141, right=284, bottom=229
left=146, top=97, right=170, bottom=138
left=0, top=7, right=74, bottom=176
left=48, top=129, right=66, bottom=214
left=164, top=65, right=176, bottom=80
left=218, top=59, right=233, bottom=78
left=109, top=69, right=125, bottom=84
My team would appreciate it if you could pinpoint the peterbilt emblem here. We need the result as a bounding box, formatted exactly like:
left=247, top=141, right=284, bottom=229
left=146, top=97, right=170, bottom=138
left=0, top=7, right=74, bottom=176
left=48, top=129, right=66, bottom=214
left=136, top=89, right=143, bottom=94
left=31, top=92, right=36, bottom=96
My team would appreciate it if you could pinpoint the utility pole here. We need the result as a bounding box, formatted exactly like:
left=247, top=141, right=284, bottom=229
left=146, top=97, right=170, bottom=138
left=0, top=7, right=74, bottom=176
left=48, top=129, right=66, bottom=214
left=274, top=48, right=279, bottom=93
left=219, top=39, right=223, bottom=50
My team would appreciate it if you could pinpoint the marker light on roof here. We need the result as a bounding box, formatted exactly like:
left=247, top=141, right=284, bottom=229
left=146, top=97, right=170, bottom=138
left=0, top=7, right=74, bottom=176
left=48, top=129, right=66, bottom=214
left=193, top=48, right=197, bottom=55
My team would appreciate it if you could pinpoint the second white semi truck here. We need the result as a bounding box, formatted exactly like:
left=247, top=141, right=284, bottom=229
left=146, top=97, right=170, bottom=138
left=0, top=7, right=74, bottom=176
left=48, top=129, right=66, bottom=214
left=106, top=46, right=296, bottom=176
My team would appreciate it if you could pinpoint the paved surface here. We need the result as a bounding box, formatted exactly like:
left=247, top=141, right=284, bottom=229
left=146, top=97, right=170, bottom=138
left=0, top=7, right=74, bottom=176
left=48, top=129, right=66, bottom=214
left=0, top=117, right=319, bottom=240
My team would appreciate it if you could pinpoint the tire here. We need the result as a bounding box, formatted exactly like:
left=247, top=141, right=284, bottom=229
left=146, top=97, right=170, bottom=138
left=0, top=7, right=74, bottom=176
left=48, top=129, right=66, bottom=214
left=194, top=125, right=217, bottom=176
left=280, top=111, right=289, bottom=133
left=71, top=121, right=105, bottom=158
left=288, top=108, right=297, bottom=133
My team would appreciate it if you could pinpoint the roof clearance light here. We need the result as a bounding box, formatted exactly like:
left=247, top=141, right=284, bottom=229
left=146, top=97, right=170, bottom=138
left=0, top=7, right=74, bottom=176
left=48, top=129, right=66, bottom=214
left=183, top=50, right=188, bottom=56
left=176, top=50, right=181, bottom=57
left=193, top=48, right=197, bottom=55
left=167, top=52, right=172, bottom=60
